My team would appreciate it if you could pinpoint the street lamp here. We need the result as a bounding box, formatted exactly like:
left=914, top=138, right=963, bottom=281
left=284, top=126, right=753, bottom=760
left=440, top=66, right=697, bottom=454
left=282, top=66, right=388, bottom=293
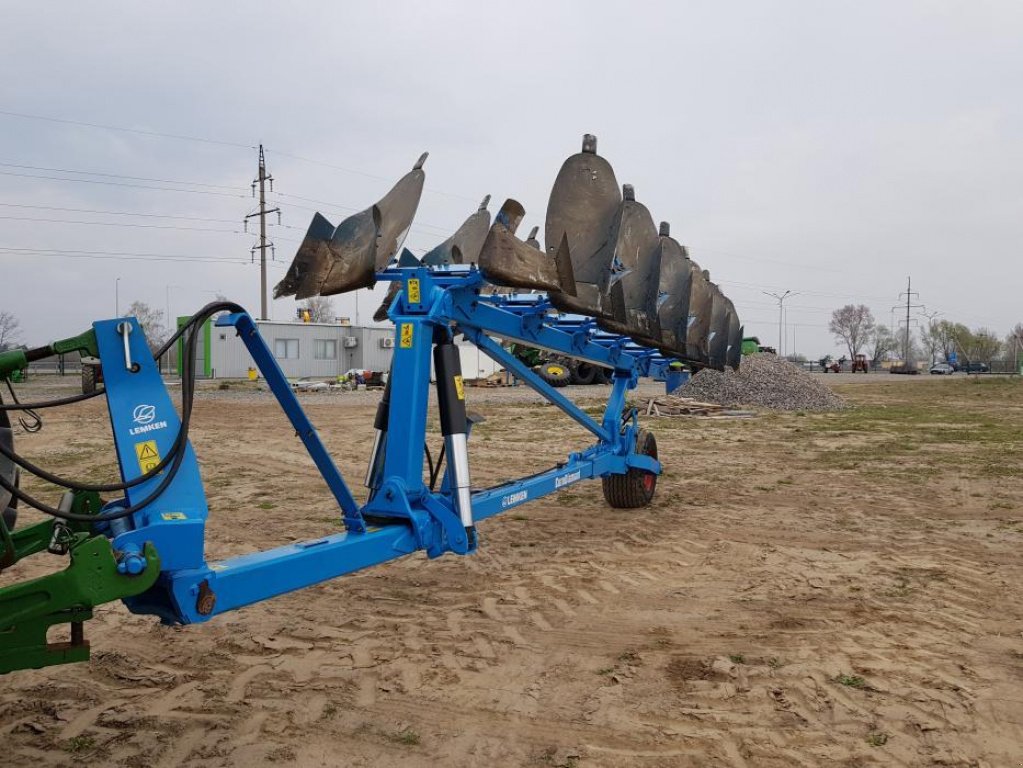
left=763, top=290, right=798, bottom=356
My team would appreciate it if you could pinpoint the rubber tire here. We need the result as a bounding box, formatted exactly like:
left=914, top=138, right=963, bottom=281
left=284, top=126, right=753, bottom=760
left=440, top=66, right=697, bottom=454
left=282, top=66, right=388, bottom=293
left=593, top=367, right=611, bottom=385
left=537, top=363, right=571, bottom=387
left=571, top=362, right=597, bottom=386
left=602, top=429, right=658, bottom=509
left=82, top=364, right=97, bottom=395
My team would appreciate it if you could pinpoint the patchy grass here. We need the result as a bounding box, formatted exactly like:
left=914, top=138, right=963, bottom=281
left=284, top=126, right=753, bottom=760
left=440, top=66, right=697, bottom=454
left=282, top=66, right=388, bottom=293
left=866, top=731, right=890, bottom=747
left=390, top=728, right=421, bottom=746
left=836, top=674, right=868, bottom=689
left=65, top=735, right=96, bottom=753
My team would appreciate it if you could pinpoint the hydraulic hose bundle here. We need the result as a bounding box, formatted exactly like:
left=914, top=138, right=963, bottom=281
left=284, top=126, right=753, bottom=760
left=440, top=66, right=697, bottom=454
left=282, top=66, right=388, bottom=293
left=0, top=301, right=243, bottom=524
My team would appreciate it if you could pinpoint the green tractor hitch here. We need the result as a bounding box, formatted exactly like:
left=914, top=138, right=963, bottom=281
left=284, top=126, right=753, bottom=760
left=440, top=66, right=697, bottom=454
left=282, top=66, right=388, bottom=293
left=0, top=490, right=161, bottom=675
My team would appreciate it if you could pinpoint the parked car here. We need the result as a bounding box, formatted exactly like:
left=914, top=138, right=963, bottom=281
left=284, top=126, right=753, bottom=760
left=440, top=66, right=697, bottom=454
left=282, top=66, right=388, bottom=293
left=956, top=361, right=990, bottom=374
left=929, top=362, right=954, bottom=375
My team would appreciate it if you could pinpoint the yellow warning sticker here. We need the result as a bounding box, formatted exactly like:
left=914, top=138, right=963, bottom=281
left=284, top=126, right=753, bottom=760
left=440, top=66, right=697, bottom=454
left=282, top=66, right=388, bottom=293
left=399, top=323, right=414, bottom=348
left=407, top=278, right=421, bottom=304
left=161, top=512, right=187, bottom=521
left=135, top=440, right=161, bottom=474
left=454, top=375, right=465, bottom=400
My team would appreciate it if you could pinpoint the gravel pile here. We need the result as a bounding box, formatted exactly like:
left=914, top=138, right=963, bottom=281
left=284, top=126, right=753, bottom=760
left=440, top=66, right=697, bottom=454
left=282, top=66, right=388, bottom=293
left=674, top=353, right=847, bottom=411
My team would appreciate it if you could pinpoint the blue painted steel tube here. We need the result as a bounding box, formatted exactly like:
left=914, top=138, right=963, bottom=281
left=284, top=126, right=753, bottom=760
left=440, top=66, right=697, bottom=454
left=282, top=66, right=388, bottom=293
left=166, top=525, right=420, bottom=621
left=217, top=312, right=364, bottom=532
left=463, top=328, right=614, bottom=444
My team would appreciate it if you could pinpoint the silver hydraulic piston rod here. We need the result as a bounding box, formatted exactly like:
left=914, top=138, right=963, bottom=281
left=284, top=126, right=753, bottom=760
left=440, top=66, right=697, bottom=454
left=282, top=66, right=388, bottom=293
left=433, top=336, right=474, bottom=532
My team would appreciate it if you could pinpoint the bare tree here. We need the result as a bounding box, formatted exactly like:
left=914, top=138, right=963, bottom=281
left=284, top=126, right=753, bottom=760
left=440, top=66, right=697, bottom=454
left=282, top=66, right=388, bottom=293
left=301, top=296, right=335, bottom=323
left=929, top=320, right=968, bottom=362
left=127, top=301, right=167, bottom=353
left=1006, top=323, right=1023, bottom=369
left=829, top=304, right=875, bottom=359
left=868, top=324, right=897, bottom=363
left=961, top=327, right=1002, bottom=362
left=0, top=311, right=21, bottom=351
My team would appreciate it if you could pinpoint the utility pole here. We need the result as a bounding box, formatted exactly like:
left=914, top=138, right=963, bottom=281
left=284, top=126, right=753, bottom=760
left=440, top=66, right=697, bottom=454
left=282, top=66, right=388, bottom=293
left=764, top=290, right=797, bottom=356
left=245, top=145, right=280, bottom=321
left=896, top=277, right=923, bottom=364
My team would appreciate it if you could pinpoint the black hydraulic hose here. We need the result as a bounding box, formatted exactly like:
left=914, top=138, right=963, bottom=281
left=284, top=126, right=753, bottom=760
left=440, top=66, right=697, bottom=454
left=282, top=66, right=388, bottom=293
left=0, top=301, right=244, bottom=522
left=0, top=320, right=199, bottom=520
left=0, top=388, right=105, bottom=411
left=0, top=303, right=200, bottom=415
left=0, top=302, right=241, bottom=494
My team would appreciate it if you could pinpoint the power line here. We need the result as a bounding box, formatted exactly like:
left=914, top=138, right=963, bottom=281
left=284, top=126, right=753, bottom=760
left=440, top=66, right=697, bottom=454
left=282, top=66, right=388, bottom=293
left=0, top=246, right=253, bottom=264
left=0, top=214, right=248, bottom=234
left=267, top=149, right=479, bottom=204
left=0, top=201, right=241, bottom=223
left=0, top=109, right=475, bottom=203
left=0, top=108, right=254, bottom=149
left=0, top=161, right=244, bottom=191
left=0, top=169, right=248, bottom=198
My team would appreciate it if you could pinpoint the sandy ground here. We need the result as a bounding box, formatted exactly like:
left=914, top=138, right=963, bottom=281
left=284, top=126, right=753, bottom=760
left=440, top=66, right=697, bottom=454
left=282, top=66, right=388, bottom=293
left=2, top=375, right=1022, bottom=767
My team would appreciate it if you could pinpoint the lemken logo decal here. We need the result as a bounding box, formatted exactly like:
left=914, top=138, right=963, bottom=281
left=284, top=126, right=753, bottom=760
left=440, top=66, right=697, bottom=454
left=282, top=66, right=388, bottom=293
left=501, top=490, right=528, bottom=508
left=129, top=403, right=168, bottom=436
left=133, top=404, right=156, bottom=425
left=555, top=470, right=582, bottom=489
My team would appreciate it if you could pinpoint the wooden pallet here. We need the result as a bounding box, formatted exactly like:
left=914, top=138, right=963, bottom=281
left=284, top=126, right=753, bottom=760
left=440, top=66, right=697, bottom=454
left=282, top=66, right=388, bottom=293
left=639, top=395, right=755, bottom=418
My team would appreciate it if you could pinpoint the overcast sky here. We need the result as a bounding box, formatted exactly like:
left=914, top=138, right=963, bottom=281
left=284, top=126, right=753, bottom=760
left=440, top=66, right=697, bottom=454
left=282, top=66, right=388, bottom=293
left=1, top=1, right=1020, bottom=357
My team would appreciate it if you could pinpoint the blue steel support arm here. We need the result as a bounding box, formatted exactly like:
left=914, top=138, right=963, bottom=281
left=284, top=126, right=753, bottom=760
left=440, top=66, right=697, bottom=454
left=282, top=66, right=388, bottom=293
left=217, top=312, right=365, bottom=533
left=462, top=328, right=613, bottom=444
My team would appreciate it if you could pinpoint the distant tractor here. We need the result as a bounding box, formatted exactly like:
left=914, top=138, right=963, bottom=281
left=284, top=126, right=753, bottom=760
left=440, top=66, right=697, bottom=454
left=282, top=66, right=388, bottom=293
left=851, top=353, right=869, bottom=373
left=508, top=343, right=608, bottom=387
left=819, top=356, right=841, bottom=373
left=81, top=357, right=103, bottom=394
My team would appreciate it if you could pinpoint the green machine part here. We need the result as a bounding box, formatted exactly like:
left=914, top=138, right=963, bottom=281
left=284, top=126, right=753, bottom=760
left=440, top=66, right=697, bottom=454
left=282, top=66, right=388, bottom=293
left=0, top=494, right=161, bottom=674
left=740, top=336, right=760, bottom=356
left=0, top=329, right=99, bottom=382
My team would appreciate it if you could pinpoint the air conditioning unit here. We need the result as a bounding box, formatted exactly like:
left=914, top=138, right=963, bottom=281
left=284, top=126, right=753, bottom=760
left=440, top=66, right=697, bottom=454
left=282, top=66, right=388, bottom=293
left=379, top=337, right=395, bottom=349
left=342, top=337, right=358, bottom=349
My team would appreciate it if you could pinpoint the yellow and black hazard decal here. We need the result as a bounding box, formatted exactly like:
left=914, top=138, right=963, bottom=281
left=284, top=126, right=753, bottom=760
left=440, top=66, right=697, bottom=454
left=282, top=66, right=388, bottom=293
left=399, top=323, right=414, bottom=348
left=135, top=440, right=161, bottom=474
left=454, top=375, right=465, bottom=400
left=407, top=278, right=421, bottom=304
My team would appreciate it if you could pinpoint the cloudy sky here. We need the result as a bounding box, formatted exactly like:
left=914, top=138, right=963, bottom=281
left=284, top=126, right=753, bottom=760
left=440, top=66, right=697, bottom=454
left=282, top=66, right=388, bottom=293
left=1, top=1, right=1020, bottom=357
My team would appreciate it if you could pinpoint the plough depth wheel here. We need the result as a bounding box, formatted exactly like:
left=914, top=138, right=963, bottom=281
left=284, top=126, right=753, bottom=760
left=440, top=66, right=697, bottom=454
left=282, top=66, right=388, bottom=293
left=603, top=429, right=658, bottom=508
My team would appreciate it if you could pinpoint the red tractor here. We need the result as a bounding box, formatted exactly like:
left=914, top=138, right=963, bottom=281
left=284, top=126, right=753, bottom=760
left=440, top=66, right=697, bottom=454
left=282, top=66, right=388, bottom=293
left=851, top=353, right=869, bottom=373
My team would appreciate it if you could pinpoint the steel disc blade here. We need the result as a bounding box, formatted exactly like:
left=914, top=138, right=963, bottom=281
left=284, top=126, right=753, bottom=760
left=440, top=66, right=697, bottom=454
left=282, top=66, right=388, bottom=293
left=274, top=155, right=427, bottom=298
left=727, top=317, right=743, bottom=369
left=685, top=265, right=713, bottom=364
left=422, top=195, right=492, bottom=266
left=546, top=134, right=621, bottom=318
left=272, top=212, right=336, bottom=299
left=596, top=188, right=662, bottom=344
left=479, top=200, right=575, bottom=293
left=707, top=287, right=730, bottom=370
left=654, top=229, right=694, bottom=357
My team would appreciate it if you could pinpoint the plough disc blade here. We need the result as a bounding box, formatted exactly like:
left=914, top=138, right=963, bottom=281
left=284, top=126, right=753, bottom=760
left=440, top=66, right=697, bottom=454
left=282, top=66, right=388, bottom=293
left=546, top=134, right=622, bottom=318
left=685, top=266, right=713, bottom=365
left=597, top=185, right=662, bottom=345
left=652, top=223, right=693, bottom=358
left=708, top=290, right=732, bottom=371
left=271, top=212, right=338, bottom=300
left=727, top=319, right=743, bottom=370
left=274, top=154, right=427, bottom=298
left=422, top=195, right=492, bottom=266
left=479, top=200, right=576, bottom=294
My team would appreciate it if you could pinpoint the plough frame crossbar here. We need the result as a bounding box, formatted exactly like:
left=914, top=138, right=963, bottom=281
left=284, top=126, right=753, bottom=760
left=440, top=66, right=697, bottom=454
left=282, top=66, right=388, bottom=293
left=0, top=264, right=661, bottom=674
